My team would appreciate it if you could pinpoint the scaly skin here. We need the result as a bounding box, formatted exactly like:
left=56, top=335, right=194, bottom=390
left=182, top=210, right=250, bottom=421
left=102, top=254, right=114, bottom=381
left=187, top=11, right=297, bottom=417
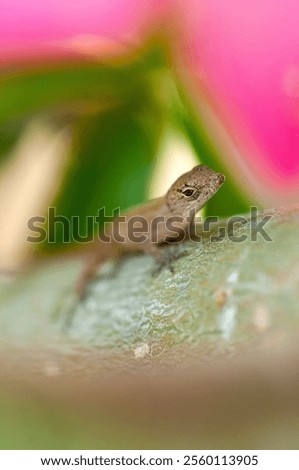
left=77, top=165, right=225, bottom=298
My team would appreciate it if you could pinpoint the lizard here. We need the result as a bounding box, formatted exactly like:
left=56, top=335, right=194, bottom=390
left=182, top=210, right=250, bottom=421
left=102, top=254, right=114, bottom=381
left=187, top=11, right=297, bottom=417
left=77, top=164, right=225, bottom=298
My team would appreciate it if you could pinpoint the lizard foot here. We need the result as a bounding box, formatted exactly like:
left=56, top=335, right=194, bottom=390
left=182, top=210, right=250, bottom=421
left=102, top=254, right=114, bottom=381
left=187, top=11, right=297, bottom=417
left=152, top=245, right=188, bottom=276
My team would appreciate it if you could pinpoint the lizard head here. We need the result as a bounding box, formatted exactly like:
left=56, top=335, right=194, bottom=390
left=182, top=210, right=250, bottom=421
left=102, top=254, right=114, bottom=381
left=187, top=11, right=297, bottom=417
left=166, top=165, right=225, bottom=215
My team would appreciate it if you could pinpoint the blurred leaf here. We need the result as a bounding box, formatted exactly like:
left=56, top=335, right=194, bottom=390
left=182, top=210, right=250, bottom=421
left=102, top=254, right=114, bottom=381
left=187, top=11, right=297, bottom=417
left=0, top=120, right=25, bottom=164
left=0, top=46, right=250, bottom=233
left=182, top=113, right=250, bottom=217
left=145, top=70, right=250, bottom=217
left=46, top=97, right=163, bottom=249
left=174, top=84, right=251, bottom=217
left=0, top=60, right=162, bottom=124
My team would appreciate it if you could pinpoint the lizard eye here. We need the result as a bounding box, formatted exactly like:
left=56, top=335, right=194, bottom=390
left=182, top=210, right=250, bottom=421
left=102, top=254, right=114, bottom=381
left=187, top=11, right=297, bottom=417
left=182, top=188, right=195, bottom=197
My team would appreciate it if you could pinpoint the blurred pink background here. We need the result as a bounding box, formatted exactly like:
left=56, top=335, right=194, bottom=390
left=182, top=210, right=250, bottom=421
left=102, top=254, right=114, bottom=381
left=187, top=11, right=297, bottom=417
left=1, top=0, right=299, bottom=205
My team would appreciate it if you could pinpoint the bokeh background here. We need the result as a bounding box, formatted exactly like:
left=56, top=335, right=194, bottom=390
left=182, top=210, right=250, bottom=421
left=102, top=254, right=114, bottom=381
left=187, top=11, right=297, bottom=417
left=3, top=0, right=299, bottom=271
left=1, top=0, right=299, bottom=450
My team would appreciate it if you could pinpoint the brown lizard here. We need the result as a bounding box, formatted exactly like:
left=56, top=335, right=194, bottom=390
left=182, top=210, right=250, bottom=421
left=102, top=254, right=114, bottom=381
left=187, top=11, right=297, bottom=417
left=77, top=164, right=225, bottom=298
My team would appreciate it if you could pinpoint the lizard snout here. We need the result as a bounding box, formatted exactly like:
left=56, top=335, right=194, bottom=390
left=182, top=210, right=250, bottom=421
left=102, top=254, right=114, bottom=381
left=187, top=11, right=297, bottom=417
left=216, top=173, right=226, bottom=185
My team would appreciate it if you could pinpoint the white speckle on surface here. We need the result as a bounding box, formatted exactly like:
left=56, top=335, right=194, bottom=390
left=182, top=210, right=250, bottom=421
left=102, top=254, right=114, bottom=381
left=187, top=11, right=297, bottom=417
left=219, top=305, right=237, bottom=341
left=217, top=270, right=239, bottom=339
left=43, top=362, right=61, bottom=377
left=227, top=271, right=239, bottom=284
left=253, top=305, right=271, bottom=332
left=134, top=343, right=150, bottom=359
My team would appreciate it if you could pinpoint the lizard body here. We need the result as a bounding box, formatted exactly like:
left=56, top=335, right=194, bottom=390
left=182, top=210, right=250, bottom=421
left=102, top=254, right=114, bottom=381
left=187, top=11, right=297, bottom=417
left=77, top=164, right=225, bottom=297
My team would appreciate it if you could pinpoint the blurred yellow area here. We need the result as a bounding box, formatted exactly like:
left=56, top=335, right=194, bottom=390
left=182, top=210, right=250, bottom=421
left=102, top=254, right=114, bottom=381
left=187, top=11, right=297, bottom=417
left=148, top=127, right=198, bottom=199
left=0, top=120, right=70, bottom=271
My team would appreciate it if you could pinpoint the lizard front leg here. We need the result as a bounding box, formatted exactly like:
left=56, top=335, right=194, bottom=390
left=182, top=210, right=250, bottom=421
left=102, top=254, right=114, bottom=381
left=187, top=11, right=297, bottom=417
left=142, top=242, right=179, bottom=275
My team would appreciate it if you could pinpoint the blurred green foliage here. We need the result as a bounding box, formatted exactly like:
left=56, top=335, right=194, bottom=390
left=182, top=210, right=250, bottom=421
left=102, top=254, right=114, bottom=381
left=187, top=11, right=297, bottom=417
left=52, top=103, right=162, bottom=246
left=0, top=45, right=251, bottom=252
left=181, top=108, right=249, bottom=217
left=0, top=120, right=25, bottom=164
